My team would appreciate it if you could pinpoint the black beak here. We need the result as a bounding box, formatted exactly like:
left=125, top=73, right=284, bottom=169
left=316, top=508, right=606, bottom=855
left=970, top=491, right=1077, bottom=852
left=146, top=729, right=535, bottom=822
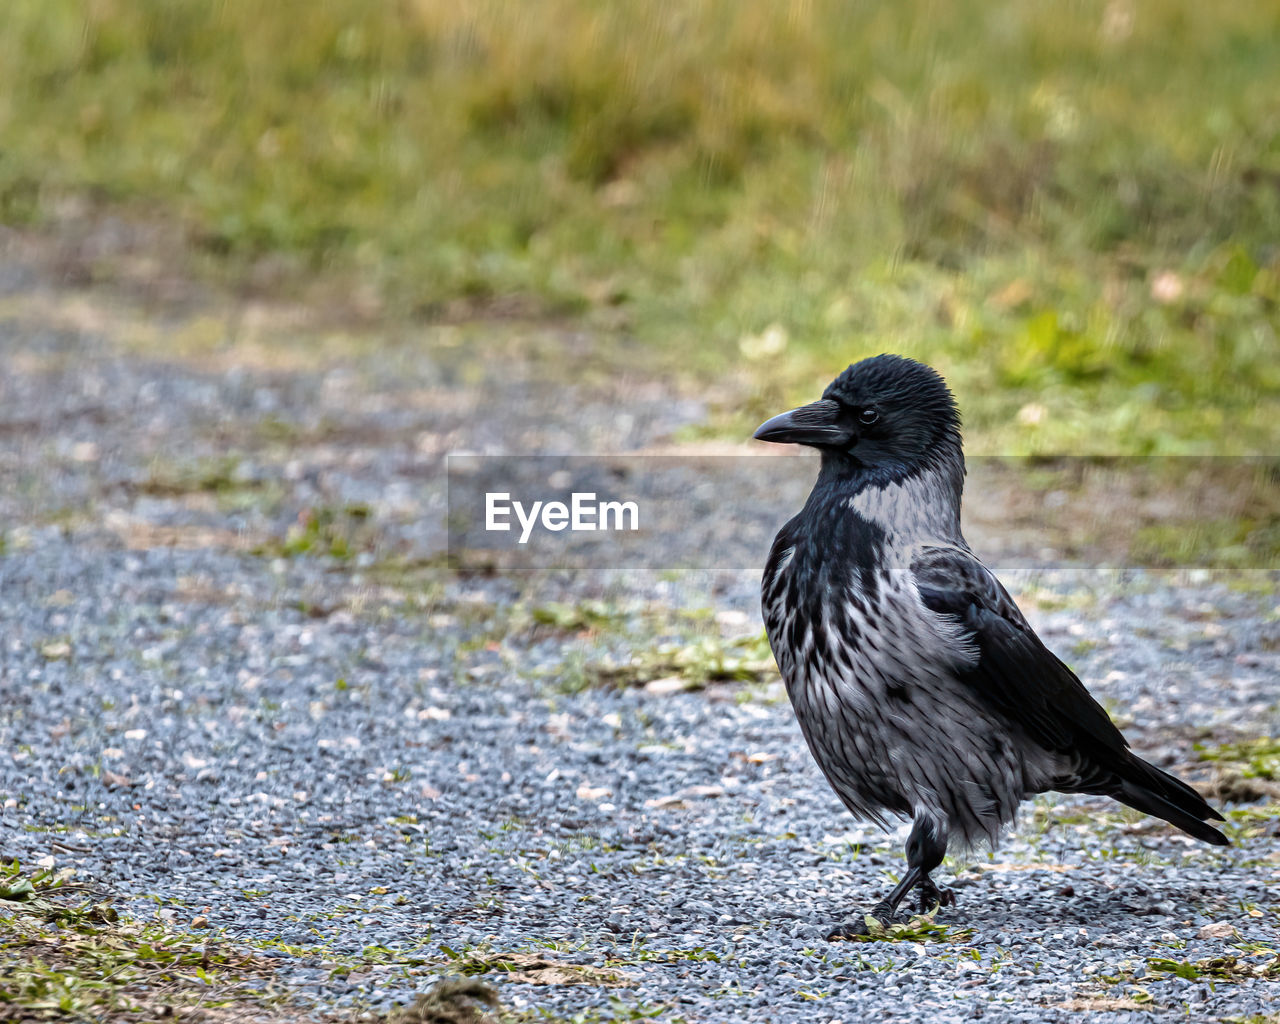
left=752, top=399, right=849, bottom=447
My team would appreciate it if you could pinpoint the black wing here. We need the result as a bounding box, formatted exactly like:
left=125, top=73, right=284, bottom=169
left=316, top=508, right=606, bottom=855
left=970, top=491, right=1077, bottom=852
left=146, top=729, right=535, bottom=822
left=911, top=543, right=1227, bottom=845
left=910, top=544, right=1125, bottom=757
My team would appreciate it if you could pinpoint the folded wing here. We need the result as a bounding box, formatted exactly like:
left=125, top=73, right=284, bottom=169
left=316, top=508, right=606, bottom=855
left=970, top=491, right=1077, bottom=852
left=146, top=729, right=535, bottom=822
left=911, top=544, right=1227, bottom=846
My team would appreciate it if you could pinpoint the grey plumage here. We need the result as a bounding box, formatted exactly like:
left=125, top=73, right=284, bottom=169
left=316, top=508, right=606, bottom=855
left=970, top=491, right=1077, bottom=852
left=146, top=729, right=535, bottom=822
left=755, top=354, right=1226, bottom=936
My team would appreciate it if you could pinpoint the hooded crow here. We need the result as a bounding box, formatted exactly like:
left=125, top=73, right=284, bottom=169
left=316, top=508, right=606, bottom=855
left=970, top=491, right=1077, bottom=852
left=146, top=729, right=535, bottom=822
left=754, top=354, right=1227, bottom=938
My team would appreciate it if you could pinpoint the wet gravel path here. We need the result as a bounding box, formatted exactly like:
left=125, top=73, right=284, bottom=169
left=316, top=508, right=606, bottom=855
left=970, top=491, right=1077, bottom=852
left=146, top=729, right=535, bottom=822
left=2, top=288, right=1279, bottom=1022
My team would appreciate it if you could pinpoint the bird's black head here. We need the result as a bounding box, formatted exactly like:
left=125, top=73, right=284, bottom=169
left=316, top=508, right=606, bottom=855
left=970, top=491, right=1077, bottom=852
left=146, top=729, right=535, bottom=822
left=753, top=354, right=962, bottom=482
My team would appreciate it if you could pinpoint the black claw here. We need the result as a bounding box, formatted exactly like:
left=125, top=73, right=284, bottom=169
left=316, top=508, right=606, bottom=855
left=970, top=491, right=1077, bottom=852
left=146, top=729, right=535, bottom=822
left=826, top=873, right=959, bottom=941
left=915, top=879, right=957, bottom=915
left=825, top=902, right=898, bottom=940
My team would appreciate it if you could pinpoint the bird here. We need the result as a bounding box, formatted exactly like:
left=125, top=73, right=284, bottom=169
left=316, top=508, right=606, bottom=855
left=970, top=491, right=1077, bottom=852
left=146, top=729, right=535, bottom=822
left=753, top=354, right=1227, bottom=939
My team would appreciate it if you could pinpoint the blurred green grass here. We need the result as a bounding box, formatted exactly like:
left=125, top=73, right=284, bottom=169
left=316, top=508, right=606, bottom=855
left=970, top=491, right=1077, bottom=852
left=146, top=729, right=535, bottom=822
left=2, top=0, right=1279, bottom=452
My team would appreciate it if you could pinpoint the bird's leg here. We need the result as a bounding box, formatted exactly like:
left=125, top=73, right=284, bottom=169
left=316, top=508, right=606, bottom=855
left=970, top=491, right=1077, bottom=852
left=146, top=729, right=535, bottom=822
left=827, top=813, right=950, bottom=940
left=902, top=812, right=951, bottom=915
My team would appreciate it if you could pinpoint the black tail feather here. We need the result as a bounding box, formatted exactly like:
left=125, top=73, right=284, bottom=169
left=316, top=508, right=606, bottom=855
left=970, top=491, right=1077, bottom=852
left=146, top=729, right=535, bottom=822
left=1130, top=755, right=1226, bottom=822
left=1114, top=761, right=1229, bottom=847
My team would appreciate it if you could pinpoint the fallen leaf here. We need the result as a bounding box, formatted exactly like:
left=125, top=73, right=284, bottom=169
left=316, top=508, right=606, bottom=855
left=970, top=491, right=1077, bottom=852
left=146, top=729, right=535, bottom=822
left=989, top=278, right=1033, bottom=310
left=644, top=795, right=688, bottom=810
left=1150, top=270, right=1184, bottom=304
left=1054, top=999, right=1153, bottom=1012
left=1017, top=402, right=1048, bottom=426
left=643, top=676, right=690, bottom=696
left=459, top=952, right=632, bottom=988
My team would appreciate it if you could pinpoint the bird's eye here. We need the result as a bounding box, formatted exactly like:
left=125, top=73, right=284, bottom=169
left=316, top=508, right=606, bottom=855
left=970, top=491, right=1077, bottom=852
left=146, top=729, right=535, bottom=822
left=857, top=408, right=879, bottom=426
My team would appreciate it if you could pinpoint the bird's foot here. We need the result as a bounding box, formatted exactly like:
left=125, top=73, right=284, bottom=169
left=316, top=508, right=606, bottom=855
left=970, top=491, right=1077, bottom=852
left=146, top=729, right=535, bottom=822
left=825, top=901, right=899, bottom=940
left=916, top=879, right=956, bottom=916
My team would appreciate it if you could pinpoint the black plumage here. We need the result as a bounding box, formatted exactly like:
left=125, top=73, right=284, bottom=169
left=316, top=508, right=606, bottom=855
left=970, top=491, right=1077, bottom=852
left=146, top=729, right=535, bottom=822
left=755, top=354, right=1226, bottom=937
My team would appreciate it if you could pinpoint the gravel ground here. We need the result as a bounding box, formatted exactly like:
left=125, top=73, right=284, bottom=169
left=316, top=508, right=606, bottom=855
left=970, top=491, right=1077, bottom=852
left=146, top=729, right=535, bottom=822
left=2, top=280, right=1279, bottom=1022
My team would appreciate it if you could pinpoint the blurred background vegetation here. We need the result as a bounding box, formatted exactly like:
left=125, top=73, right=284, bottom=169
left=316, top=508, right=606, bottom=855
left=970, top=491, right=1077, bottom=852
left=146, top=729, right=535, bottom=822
left=2, top=0, right=1279, bottom=453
